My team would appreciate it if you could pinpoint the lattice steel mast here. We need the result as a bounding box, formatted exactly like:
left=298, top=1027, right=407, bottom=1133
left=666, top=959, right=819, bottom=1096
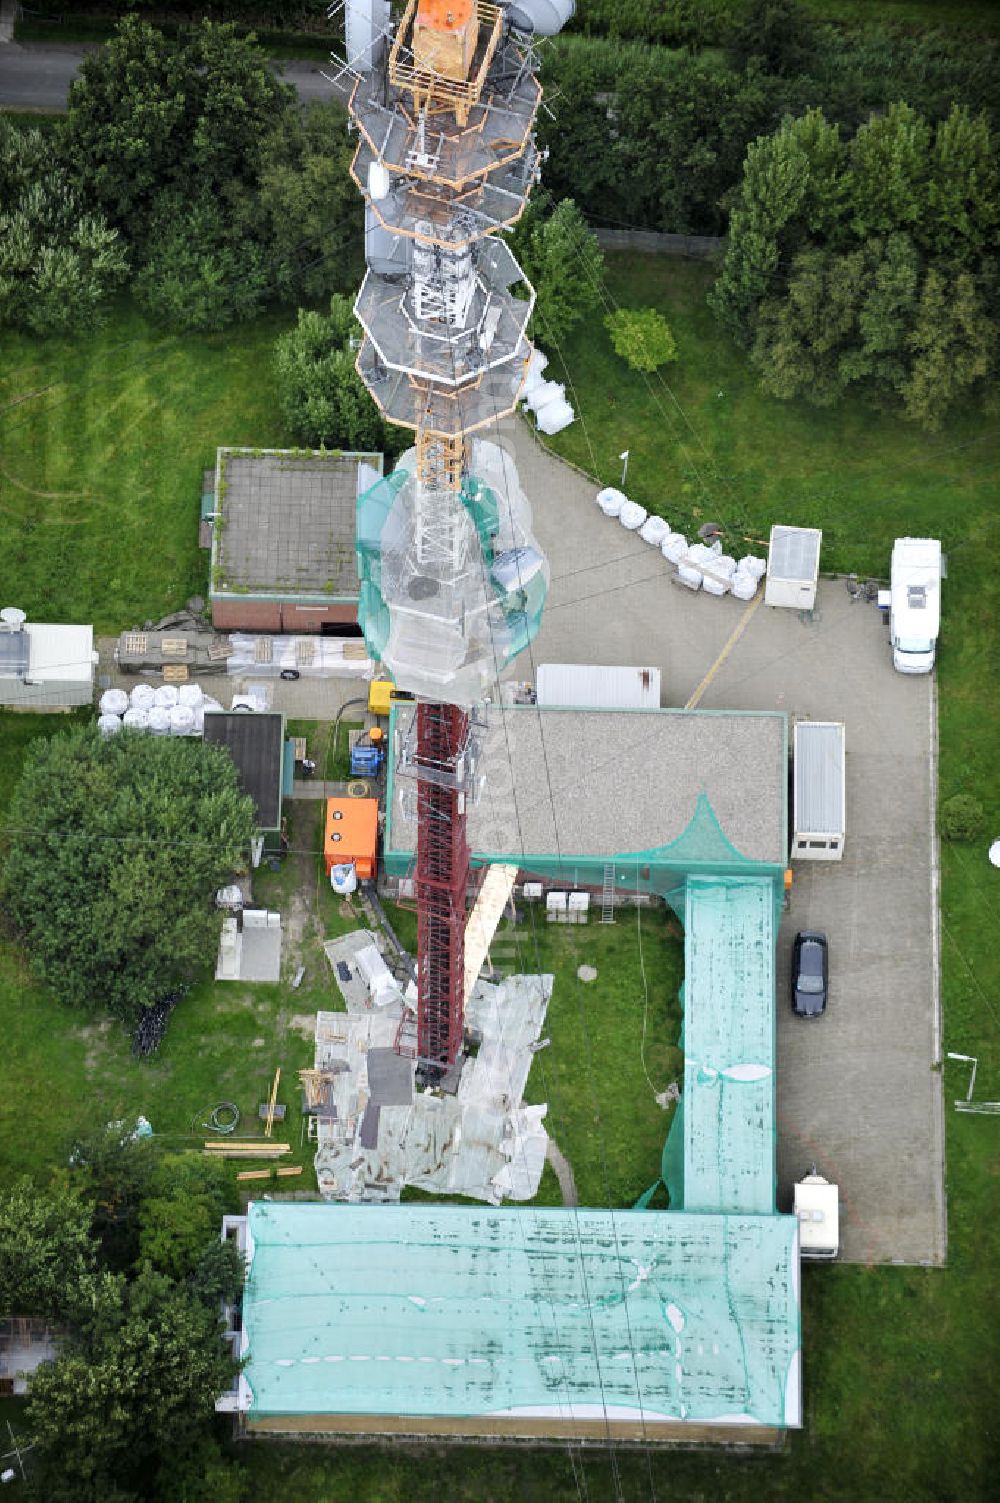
left=342, top=0, right=571, bottom=1073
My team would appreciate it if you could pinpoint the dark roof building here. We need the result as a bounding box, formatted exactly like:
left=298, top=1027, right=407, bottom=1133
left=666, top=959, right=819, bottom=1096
left=203, top=711, right=288, bottom=838
left=208, top=448, right=382, bottom=633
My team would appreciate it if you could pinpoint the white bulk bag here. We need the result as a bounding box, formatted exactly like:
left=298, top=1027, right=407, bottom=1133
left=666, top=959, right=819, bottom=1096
left=597, top=487, right=626, bottom=517
left=702, top=572, right=729, bottom=596
left=536, top=397, right=575, bottom=434
left=129, top=682, right=155, bottom=709
left=122, top=707, right=149, bottom=731
left=714, top=554, right=737, bottom=577
left=661, top=532, right=689, bottom=564
left=522, top=348, right=549, bottom=394
left=619, top=500, right=648, bottom=531
left=169, top=704, right=195, bottom=736
left=153, top=684, right=179, bottom=709
left=98, top=713, right=122, bottom=737
left=738, top=554, right=767, bottom=580
left=99, top=688, right=128, bottom=716
left=178, top=682, right=204, bottom=708
left=147, top=707, right=170, bottom=735
left=676, top=562, right=703, bottom=591
left=731, top=571, right=758, bottom=601
left=524, top=379, right=563, bottom=413
left=638, top=515, right=670, bottom=547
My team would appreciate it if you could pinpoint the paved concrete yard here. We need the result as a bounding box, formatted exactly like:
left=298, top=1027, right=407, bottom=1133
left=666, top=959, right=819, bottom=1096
left=505, top=417, right=945, bottom=1267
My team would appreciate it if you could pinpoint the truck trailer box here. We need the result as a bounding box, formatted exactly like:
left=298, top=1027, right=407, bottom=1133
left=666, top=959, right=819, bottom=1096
left=792, top=720, right=846, bottom=862
left=890, top=537, right=941, bottom=674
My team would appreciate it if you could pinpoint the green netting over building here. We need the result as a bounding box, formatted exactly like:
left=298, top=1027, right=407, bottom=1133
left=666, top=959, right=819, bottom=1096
left=659, top=876, right=780, bottom=1216
left=239, top=1201, right=801, bottom=1440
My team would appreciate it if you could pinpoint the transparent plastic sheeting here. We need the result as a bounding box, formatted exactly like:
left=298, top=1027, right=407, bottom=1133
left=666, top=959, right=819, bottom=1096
left=659, top=876, right=781, bottom=1216
left=356, top=441, right=549, bottom=707
left=242, top=1201, right=801, bottom=1428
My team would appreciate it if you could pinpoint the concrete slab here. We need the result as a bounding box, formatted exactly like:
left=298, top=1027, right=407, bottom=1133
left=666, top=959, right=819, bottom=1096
left=238, top=925, right=282, bottom=984
left=505, top=416, right=944, bottom=1266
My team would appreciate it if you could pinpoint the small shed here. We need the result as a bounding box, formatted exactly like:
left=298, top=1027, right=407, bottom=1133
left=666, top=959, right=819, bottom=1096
left=325, top=797, right=379, bottom=880
left=792, top=720, right=845, bottom=861
left=764, top=526, right=822, bottom=611
left=536, top=663, right=660, bottom=710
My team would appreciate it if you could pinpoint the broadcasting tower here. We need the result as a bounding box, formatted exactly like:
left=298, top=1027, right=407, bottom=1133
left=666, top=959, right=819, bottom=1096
left=342, top=0, right=573, bottom=1075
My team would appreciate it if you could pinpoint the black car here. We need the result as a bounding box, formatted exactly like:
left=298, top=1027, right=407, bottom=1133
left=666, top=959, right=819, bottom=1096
left=791, top=931, right=828, bottom=1017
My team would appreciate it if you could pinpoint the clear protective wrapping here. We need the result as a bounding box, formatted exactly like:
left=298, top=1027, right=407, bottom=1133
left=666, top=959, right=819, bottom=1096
left=356, top=440, right=549, bottom=707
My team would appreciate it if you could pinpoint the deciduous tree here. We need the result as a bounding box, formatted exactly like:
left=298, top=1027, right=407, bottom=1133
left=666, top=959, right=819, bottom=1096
left=605, top=307, right=678, bottom=373
left=3, top=730, right=256, bottom=1028
left=273, top=295, right=389, bottom=451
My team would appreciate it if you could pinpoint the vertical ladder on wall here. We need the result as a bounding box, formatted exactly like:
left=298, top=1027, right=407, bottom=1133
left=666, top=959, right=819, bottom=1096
left=600, top=864, right=616, bottom=925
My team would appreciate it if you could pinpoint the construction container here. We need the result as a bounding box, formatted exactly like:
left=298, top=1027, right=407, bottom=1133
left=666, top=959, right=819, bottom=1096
left=325, top=797, right=380, bottom=880
left=792, top=721, right=845, bottom=862
left=536, top=662, right=660, bottom=710
left=764, top=525, right=822, bottom=611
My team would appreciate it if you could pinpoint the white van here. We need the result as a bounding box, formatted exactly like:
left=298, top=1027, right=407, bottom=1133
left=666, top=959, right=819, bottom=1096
left=890, top=537, right=941, bottom=674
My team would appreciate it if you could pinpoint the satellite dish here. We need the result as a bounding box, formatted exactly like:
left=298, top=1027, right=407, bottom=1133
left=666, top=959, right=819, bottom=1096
left=0, top=606, right=26, bottom=629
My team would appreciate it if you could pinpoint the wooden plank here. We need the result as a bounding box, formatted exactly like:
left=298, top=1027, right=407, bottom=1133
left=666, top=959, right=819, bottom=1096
left=265, top=1067, right=281, bottom=1138
left=275, top=1166, right=304, bottom=1178
left=236, top=1169, right=274, bottom=1182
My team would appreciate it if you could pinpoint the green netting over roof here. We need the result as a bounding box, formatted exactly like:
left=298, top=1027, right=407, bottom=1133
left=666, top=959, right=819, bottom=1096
left=243, top=1201, right=801, bottom=1428
left=662, top=875, right=779, bottom=1215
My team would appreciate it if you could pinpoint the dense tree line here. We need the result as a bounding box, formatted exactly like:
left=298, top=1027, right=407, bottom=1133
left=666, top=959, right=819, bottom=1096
left=710, top=103, right=999, bottom=429
left=0, top=16, right=360, bottom=336
left=539, top=10, right=998, bottom=237
left=1, top=1133, right=245, bottom=1502
left=2, top=728, right=256, bottom=1028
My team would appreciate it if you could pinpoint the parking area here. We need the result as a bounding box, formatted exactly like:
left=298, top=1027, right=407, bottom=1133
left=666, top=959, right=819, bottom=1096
left=506, top=417, right=946, bottom=1267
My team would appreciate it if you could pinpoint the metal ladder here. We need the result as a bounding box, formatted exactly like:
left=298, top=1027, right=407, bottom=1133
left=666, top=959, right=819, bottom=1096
left=600, top=864, right=616, bottom=924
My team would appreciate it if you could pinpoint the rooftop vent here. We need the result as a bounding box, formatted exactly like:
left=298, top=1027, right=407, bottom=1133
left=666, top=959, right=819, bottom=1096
left=907, top=585, right=927, bottom=609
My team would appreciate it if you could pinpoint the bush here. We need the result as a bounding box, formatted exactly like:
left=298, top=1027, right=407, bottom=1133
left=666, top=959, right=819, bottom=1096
left=274, top=295, right=391, bottom=451
left=939, top=793, right=987, bottom=843
left=605, top=307, right=678, bottom=372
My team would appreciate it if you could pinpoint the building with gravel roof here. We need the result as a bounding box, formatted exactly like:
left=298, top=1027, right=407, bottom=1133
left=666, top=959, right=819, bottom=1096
left=208, top=447, right=382, bottom=633
left=384, top=703, right=788, bottom=892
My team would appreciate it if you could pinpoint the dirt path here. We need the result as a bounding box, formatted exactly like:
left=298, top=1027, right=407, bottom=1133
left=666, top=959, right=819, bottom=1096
left=545, top=1136, right=578, bottom=1207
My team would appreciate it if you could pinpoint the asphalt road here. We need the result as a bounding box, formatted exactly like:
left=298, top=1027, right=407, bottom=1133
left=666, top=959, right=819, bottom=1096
left=0, top=41, right=345, bottom=112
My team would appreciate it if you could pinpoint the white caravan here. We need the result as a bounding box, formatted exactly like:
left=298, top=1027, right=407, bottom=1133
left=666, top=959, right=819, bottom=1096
left=890, top=537, right=941, bottom=674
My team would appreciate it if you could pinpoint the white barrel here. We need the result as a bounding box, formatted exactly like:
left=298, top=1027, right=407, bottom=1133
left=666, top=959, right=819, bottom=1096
left=99, top=688, right=128, bottom=716
left=129, top=682, right=155, bottom=709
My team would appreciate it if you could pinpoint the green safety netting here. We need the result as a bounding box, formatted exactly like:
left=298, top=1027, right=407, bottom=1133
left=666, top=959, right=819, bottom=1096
left=242, top=1201, right=801, bottom=1429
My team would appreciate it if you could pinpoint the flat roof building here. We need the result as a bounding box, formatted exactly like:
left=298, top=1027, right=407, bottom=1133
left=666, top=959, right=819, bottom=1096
left=386, top=704, right=787, bottom=892
left=228, top=1200, right=801, bottom=1443
left=208, top=448, right=382, bottom=633
left=203, top=711, right=290, bottom=845
left=0, top=618, right=96, bottom=710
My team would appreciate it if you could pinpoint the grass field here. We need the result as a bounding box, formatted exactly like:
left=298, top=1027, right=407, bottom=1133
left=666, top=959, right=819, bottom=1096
left=1, top=273, right=998, bottom=1499
left=0, top=301, right=294, bottom=631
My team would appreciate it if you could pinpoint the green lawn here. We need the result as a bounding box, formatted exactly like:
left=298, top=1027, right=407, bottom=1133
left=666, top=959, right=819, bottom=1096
left=0, top=300, right=295, bottom=632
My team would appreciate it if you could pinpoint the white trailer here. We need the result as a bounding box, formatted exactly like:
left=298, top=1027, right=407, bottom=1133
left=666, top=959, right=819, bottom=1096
left=792, top=720, right=846, bottom=861
left=535, top=663, right=660, bottom=710
left=890, top=537, right=941, bottom=674
left=764, top=525, right=822, bottom=611
left=794, top=1171, right=840, bottom=1259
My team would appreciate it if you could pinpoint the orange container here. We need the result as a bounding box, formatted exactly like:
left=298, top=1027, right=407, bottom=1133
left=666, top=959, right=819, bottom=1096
left=325, top=797, right=379, bottom=880
left=417, top=0, right=473, bottom=29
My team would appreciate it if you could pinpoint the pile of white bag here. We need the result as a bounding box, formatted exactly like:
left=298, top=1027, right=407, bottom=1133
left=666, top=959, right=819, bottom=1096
left=591, top=483, right=768, bottom=600
left=521, top=349, right=575, bottom=435
left=97, top=682, right=224, bottom=738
